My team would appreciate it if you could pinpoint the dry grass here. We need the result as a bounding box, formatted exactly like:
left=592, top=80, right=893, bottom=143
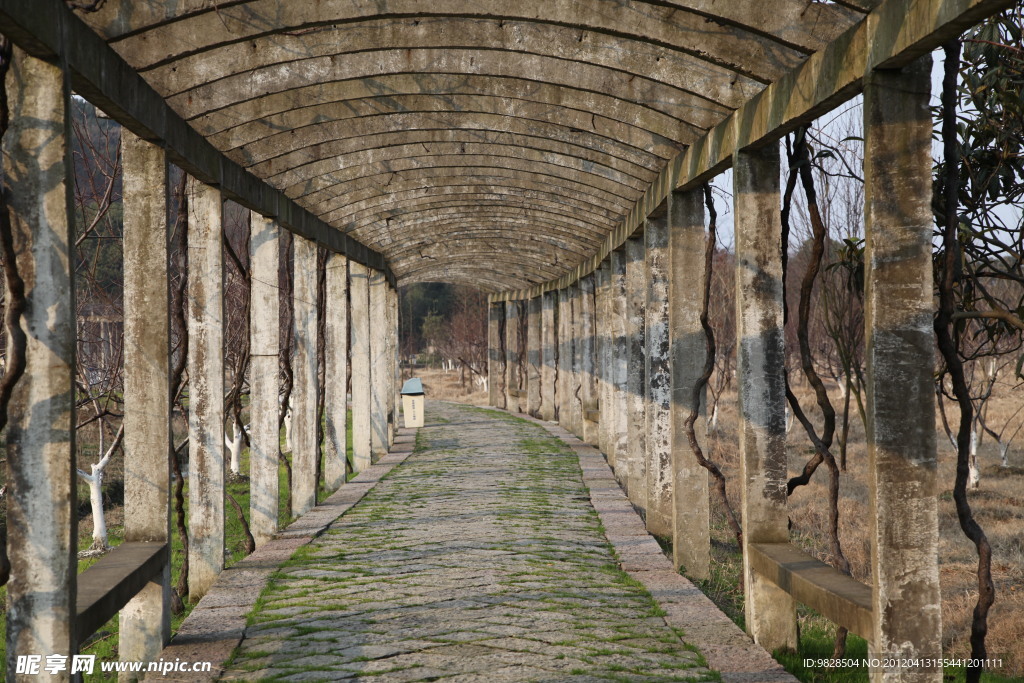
left=407, top=367, right=489, bottom=406
left=704, top=381, right=1024, bottom=677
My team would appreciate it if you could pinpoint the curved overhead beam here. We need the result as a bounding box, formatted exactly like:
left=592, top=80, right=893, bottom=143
left=98, top=2, right=826, bottom=81
left=490, top=0, right=1018, bottom=301
left=305, top=168, right=635, bottom=216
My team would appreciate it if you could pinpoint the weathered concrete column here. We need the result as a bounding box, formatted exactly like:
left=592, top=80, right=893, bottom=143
left=557, top=288, right=573, bottom=427
left=505, top=299, right=523, bottom=413
left=350, top=261, right=373, bottom=471
left=864, top=57, right=941, bottom=681
left=186, top=176, right=225, bottom=601
left=385, top=282, right=397, bottom=447
left=625, top=235, right=648, bottom=510
left=369, top=268, right=389, bottom=458
left=119, top=129, right=172, bottom=665
left=669, top=188, right=711, bottom=579
left=324, top=253, right=349, bottom=491
left=645, top=211, right=672, bottom=538
left=526, top=296, right=542, bottom=417
left=390, top=284, right=399, bottom=445
left=579, top=274, right=599, bottom=445
left=488, top=301, right=506, bottom=408
left=3, top=48, right=78, bottom=667
left=248, top=213, right=280, bottom=545
left=540, top=291, right=558, bottom=421
left=292, top=236, right=319, bottom=517
left=734, top=144, right=798, bottom=651
left=610, top=249, right=629, bottom=477
left=596, top=262, right=612, bottom=456
left=571, top=283, right=586, bottom=438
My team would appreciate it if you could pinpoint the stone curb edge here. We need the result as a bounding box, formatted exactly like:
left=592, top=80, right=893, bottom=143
left=154, top=427, right=420, bottom=681
left=509, top=409, right=797, bottom=683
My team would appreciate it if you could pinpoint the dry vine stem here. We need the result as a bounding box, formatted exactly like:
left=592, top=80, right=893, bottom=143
left=781, top=127, right=853, bottom=658
left=685, top=182, right=742, bottom=550
left=936, top=39, right=994, bottom=683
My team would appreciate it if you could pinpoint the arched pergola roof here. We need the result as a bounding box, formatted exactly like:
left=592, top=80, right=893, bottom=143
left=75, top=0, right=868, bottom=289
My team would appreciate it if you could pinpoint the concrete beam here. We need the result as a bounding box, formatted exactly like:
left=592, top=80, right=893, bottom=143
left=669, top=188, right=710, bottom=580
left=624, top=236, right=647, bottom=512
left=324, top=253, right=350, bottom=490
left=749, top=543, right=874, bottom=640
left=291, top=236, right=319, bottom=517
left=733, top=145, right=797, bottom=652
left=526, top=296, right=542, bottom=417
left=863, top=56, right=942, bottom=681
left=185, top=177, right=225, bottom=602
left=77, top=543, right=169, bottom=645
left=0, top=0, right=393, bottom=283
left=119, top=129, right=172, bottom=666
left=249, top=213, right=280, bottom=545
left=644, top=213, right=672, bottom=539
left=2, top=47, right=78, bottom=667
left=350, top=262, right=373, bottom=471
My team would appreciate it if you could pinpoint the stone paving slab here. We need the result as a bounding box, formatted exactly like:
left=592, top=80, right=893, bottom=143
left=165, top=403, right=793, bottom=682
left=220, top=403, right=727, bottom=682
left=513, top=411, right=795, bottom=683
left=157, top=432, right=418, bottom=680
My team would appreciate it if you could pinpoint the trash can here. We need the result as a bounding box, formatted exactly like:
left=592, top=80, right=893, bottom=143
left=401, top=377, right=425, bottom=428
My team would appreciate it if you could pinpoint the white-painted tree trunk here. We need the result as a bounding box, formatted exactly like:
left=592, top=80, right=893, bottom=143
left=968, top=427, right=980, bottom=489
left=998, top=441, right=1009, bottom=468
left=225, top=416, right=247, bottom=476
left=76, top=424, right=124, bottom=552
left=709, top=402, right=720, bottom=435
left=283, top=404, right=293, bottom=453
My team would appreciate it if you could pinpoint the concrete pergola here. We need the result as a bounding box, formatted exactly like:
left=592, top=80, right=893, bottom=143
left=0, top=0, right=1012, bottom=680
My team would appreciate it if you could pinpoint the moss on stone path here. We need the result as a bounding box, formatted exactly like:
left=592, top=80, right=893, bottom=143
left=223, top=402, right=717, bottom=682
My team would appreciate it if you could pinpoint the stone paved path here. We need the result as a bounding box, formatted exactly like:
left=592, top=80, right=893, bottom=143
left=222, top=402, right=719, bottom=682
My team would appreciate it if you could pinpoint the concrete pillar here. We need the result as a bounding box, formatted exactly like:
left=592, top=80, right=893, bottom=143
left=119, top=129, right=172, bottom=666
left=625, top=235, right=648, bottom=510
left=369, top=268, right=388, bottom=457
left=669, top=188, right=711, bottom=579
left=249, top=213, right=280, bottom=545
left=645, top=211, right=672, bottom=539
left=526, top=296, right=542, bottom=417
left=505, top=300, right=523, bottom=413
left=388, top=283, right=398, bottom=446
left=734, top=144, right=798, bottom=651
left=567, top=284, right=584, bottom=437
left=324, top=253, right=349, bottom=491
left=488, top=301, right=506, bottom=408
left=579, top=275, right=599, bottom=445
left=292, top=236, right=319, bottom=517
left=540, top=291, right=558, bottom=421
left=350, top=261, right=372, bottom=471
left=596, top=262, right=612, bottom=457
left=557, top=288, right=573, bottom=427
left=610, top=249, right=629, bottom=478
left=864, top=57, right=941, bottom=681
left=3, top=48, right=78, bottom=667
left=186, top=176, right=225, bottom=601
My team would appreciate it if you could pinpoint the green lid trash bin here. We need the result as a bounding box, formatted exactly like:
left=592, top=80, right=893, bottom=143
left=401, top=378, right=425, bottom=428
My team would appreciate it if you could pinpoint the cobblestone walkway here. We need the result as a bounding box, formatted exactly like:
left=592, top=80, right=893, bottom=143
left=222, top=402, right=719, bottom=682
